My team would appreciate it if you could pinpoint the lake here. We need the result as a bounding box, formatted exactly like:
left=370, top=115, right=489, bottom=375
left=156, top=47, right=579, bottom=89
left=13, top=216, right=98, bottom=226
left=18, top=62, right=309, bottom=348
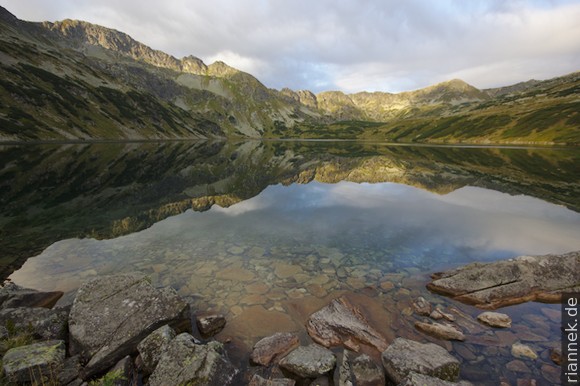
left=1, top=140, right=579, bottom=385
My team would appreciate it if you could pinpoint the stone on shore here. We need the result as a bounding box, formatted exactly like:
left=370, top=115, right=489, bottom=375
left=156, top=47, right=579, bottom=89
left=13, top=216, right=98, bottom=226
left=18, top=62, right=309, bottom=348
left=2, top=340, right=66, bottom=384
left=414, top=322, right=465, bottom=341
left=279, top=344, right=336, bottom=378
left=339, top=349, right=385, bottom=386
left=249, top=374, right=296, bottom=386
left=397, top=372, right=473, bottom=386
left=250, top=332, right=300, bottom=366
left=477, top=312, right=512, bottom=328
left=196, top=313, right=226, bottom=337
left=381, top=338, right=460, bottom=384
left=0, top=306, right=69, bottom=340
left=306, top=296, right=387, bottom=352
left=137, top=324, right=176, bottom=374
left=68, top=273, right=190, bottom=378
left=427, top=251, right=580, bottom=309
left=0, top=282, right=63, bottom=309
left=148, top=333, right=239, bottom=386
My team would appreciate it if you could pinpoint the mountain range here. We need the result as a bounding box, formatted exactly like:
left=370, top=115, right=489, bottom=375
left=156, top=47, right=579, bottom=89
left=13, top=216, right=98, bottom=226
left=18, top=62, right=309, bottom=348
left=1, top=6, right=579, bottom=144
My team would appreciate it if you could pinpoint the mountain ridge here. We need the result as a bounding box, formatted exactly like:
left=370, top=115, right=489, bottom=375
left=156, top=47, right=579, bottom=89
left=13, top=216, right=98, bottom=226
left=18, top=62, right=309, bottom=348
left=0, top=6, right=578, bottom=144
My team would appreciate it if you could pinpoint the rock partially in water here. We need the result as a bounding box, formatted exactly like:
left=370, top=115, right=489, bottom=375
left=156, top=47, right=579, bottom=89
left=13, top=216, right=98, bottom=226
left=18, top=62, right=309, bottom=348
left=339, top=349, right=385, bottom=386
left=137, top=324, right=176, bottom=375
left=397, top=372, right=473, bottom=386
left=250, top=332, right=300, bottom=366
left=68, top=273, right=190, bottom=378
left=196, top=313, right=226, bottom=337
left=477, top=311, right=512, bottom=328
left=0, top=306, right=69, bottom=340
left=550, top=347, right=562, bottom=365
left=414, top=322, right=465, bottom=341
left=511, top=343, right=537, bottom=360
left=0, top=282, right=63, bottom=309
left=412, top=297, right=432, bottom=316
left=2, top=340, right=66, bottom=384
left=249, top=374, right=296, bottom=386
left=279, top=344, right=336, bottom=378
left=381, top=338, right=460, bottom=384
left=306, top=296, right=387, bottom=352
left=148, top=333, right=239, bottom=386
left=427, top=251, right=580, bottom=309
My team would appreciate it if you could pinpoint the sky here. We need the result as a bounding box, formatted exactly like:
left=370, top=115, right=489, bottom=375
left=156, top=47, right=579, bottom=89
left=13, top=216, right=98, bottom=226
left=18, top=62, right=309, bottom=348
left=1, top=0, right=579, bottom=93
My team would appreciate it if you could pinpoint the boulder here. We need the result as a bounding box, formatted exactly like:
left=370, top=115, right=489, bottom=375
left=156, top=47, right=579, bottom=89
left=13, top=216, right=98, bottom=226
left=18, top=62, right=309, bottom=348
left=148, top=333, right=238, bottom=386
left=2, top=340, right=66, bottom=383
left=68, top=273, right=190, bottom=378
left=0, top=282, right=63, bottom=309
left=412, top=297, right=432, bottom=316
left=137, top=324, right=176, bottom=374
left=306, top=296, right=387, bottom=352
left=397, top=372, right=473, bottom=386
left=109, top=355, right=136, bottom=386
left=0, top=306, right=69, bottom=341
left=339, top=349, right=385, bottom=386
left=249, top=374, right=296, bottom=386
left=381, top=338, right=460, bottom=384
left=414, top=322, right=465, bottom=341
left=427, top=251, right=580, bottom=309
left=57, top=355, right=81, bottom=385
left=250, top=332, right=300, bottom=366
left=477, top=312, right=512, bottom=328
left=196, top=313, right=226, bottom=336
left=279, top=344, right=336, bottom=378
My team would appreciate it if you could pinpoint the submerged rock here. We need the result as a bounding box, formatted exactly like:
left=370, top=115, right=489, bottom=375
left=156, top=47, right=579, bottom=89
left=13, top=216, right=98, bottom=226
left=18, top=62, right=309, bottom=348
left=397, top=372, right=473, bottom=386
left=306, top=296, right=387, bottom=352
left=339, top=349, right=385, bottom=386
left=148, top=333, right=238, bottom=386
left=2, top=340, right=66, bottom=384
left=0, top=282, right=63, bottom=309
left=414, top=322, right=465, bottom=341
left=196, top=313, right=226, bottom=337
left=137, top=324, right=176, bottom=375
left=477, top=311, right=512, bottom=328
left=250, top=332, right=300, bottom=366
left=412, top=297, right=432, bottom=316
left=381, top=338, right=460, bottom=384
left=0, top=306, right=69, bottom=340
left=511, top=343, right=538, bottom=360
left=279, top=344, right=336, bottom=378
left=68, top=273, right=190, bottom=378
left=427, top=251, right=580, bottom=309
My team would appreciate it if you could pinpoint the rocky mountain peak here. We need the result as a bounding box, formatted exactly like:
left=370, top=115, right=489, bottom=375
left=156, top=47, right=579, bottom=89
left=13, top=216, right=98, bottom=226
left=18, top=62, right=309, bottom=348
left=0, top=5, right=18, bottom=24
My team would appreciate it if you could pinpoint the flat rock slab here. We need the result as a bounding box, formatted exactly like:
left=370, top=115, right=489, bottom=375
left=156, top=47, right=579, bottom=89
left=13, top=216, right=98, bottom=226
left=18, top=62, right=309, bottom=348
left=477, top=312, right=512, bottom=328
left=306, top=296, right=387, bottom=352
left=381, top=338, right=460, bottom=384
left=0, top=282, right=63, bottom=309
left=397, top=372, right=473, bottom=386
left=427, top=251, right=580, bottom=309
left=68, top=273, right=190, bottom=378
left=148, top=333, right=239, bottom=386
left=250, top=332, right=300, bottom=366
left=279, top=344, right=336, bottom=378
left=339, top=350, right=385, bottom=386
left=415, top=322, right=465, bottom=341
left=2, top=340, right=66, bottom=383
left=0, top=306, right=69, bottom=340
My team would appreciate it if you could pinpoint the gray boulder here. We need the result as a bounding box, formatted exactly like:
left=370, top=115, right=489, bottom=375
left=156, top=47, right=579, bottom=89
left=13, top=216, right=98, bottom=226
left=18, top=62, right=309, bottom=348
left=196, top=313, right=226, bottom=336
left=427, top=251, right=580, bottom=309
left=68, top=273, right=190, bottom=378
left=108, top=355, right=136, bottom=386
left=397, top=372, right=473, bottom=386
left=137, top=324, right=176, bottom=374
left=0, top=306, right=69, bottom=340
left=476, top=311, right=512, bottom=328
left=381, top=338, right=460, bottom=384
left=148, top=333, right=239, bottom=386
left=250, top=332, right=300, bottom=366
left=306, top=296, right=387, bottom=352
left=339, top=349, right=385, bottom=386
left=2, top=340, right=66, bottom=383
left=0, top=282, right=63, bottom=309
left=279, top=344, right=336, bottom=378
left=414, top=322, right=465, bottom=341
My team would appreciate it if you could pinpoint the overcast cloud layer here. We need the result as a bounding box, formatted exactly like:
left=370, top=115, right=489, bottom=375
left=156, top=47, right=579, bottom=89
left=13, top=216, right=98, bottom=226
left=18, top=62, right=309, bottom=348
left=2, top=0, right=579, bottom=93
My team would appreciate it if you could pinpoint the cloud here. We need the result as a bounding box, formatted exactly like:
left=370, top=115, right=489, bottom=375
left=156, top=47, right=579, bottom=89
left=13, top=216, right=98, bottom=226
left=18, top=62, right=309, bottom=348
left=1, top=0, right=579, bottom=92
